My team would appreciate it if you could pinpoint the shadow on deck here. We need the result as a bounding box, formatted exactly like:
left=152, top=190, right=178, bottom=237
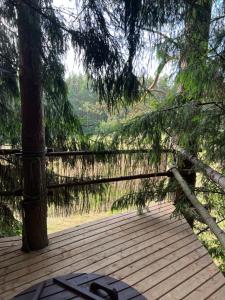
left=0, top=202, right=225, bottom=299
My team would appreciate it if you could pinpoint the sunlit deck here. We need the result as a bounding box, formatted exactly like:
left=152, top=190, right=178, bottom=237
left=0, top=202, right=225, bottom=299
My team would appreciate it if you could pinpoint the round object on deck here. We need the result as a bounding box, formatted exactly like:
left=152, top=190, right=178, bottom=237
left=13, top=273, right=147, bottom=299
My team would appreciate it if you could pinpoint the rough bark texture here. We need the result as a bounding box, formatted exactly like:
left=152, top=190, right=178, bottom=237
left=17, top=0, right=48, bottom=251
left=174, top=143, right=225, bottom=191
left=175, top=0, right=212, bottom=228
left=171, top=167, right=225, bottom=250
left=174, top=157, right=196, bottom=228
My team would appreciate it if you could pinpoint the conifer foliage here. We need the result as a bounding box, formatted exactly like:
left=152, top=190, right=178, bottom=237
left=0, top=0, right=224, bottom=255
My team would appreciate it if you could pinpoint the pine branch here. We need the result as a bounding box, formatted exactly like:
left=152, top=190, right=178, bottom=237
left=171, top=139, right=225, bottom=191
left=142, top=28, right=179, bottom=47
left=210, top=15, right=225, bottom=23
left=197, top=218, right=225, bottom=235
left=157, top=101, right=224, bottom=114
left=171, top=166, right=225, bottom=250
left=194, top=188, right=225, bottom=196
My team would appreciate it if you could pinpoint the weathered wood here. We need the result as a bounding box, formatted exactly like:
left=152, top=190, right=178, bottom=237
left=46, top=149, right=170, bottom=157
left=182, top=272, right=225, bottom=300
left=158, top=264, right=219, bottom=300
left=133, top=255, right=211, bottom=299
left=48, top=171, right=172, bottom=189
left=17, top=0, right=48, bottom=251
left=0, top=171, right=172, bottom=197
left=0, top=209, right=176, bottom=283
left=197, top=218, right=225, bottom=235
left=0, top=203, right=171, bottom=264
left=171, top=167, right=225, bottom=250
left=0, top=204, right=172, bottom=270
left=173, top=142, right=225, bottom=191
left=0, top=148, right=170, bottom=156
left=1, top=203, right=224, bottom=300
left=208, top=284, right=225, bottom=299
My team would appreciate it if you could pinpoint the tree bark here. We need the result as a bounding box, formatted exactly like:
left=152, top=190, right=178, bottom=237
left=173, top=142, right=225, bottom=191
left=174, top=0, right=212, bottom=228
left=17, top=0, right=48, bottom=251
left=171, top=167, right=225, bottom=250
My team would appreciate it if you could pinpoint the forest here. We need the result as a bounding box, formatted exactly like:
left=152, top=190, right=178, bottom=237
left=0, top=0, right=225, bottom=275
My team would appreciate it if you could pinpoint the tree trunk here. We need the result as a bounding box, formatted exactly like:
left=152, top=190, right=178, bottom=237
left=17, top=0, right=48, bottom=251
left=171, top=167, right=225, bottom=250
left=174, top=0, right=212, bottom=228
left=173, top=142, right=225, bottom=191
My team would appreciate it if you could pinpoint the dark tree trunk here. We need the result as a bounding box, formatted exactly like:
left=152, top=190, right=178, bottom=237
left=17, top=0, right=48, bottom=251
left=175, top=0, right=212, bottom=228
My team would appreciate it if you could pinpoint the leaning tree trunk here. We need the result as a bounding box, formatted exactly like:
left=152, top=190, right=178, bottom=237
left=173, top=142, right=225, bottom=191
left=17, top=0, right=48, bottom=251
left=174, top=0, right=212, bottom=228
left=171, top=167, right=225, bottom=250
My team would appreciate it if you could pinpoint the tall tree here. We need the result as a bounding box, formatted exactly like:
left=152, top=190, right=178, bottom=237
left=0, top=0, right=224, bottom=249
left=174, top=0, right=213, bottom=228
left=17, top=0, right=48, bottom=251
left=78, top=0, right=224, bottom=224
left=0, top=0, right=85, bottom=245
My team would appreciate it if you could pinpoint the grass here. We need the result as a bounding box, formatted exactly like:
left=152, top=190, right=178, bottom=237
left=197, top=221, right=225, bottom=274
left=47, top=211, right=117, bottom=233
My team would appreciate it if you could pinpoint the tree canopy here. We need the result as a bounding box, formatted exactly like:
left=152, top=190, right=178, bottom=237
left=0, top=0, right=225, bottom=260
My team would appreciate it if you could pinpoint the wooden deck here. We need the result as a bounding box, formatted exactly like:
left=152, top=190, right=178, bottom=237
left=0, top=202, right=225, bottom=299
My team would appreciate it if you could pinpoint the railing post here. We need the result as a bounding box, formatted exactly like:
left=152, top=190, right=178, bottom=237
left=171, top=166, right=225, bottom=250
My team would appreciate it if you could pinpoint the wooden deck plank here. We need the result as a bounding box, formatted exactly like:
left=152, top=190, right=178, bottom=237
left=0, top=202, right=169, bottom=246
left=183, top=272, right=225, bottom=300
left=0, top=239, right=21, bottom=248
left=0, top=236, right=21, bottom=243
left=207, top=284, right=225, bottom=299
left=0, top=218, right=184, bottom=291
left=158, top=263, right=219, bottom=300
left=96, top=231, right=195, bottom=277
left=117, top=248, right=208, bottom=299
left=48, top=202, right=170, bottom=239
left=107, top=238, right=201, bottom=282
left=0, top=203, right=172, bottom=264
left=0, top=207, right=174, bottom=277
left=0, top=202, right=224, bottom=300
left=0, top=205, right=173, bottom=269
left=17, top=233, right=194, bottom=299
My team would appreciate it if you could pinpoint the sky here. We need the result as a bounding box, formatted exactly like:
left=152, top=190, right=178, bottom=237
left=53, top=0, right=83, bottom=76
left=51, top=0, right=224, bottom=81
left=52, top=0, right=169, bottom=79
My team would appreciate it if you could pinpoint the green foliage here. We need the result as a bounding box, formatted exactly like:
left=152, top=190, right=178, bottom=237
left=0, top=202, right=22, bottom=237
left=66, top=75, right=108, bottom=135
left=0, top=12, right=20, bottom=146
left=111, top=179, right=167, bottom=211
left=0, top=1, right=225, bottom=276
left=0, top=0, right=85, bottom=150
left=200, top=231, right=225, bottom=274
left=69, top=0, right=185, bottom=108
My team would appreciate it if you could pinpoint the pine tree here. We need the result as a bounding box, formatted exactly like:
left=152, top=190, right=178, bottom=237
left=77, top=0, right=224, bottom=222
left=0, top=0, right=82, bottom=249
left=0, top=0, right=224, bottom=250
left=16, top=0, right=48, bottom=250
left=173, top=0, right=213, bottom=228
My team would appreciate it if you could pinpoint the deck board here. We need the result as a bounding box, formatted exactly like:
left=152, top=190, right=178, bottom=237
left=208, top=285, right=225, bottom=299
left=0, top=202, right=224, bottom=300
left=183, top=272, right=225, bottom=300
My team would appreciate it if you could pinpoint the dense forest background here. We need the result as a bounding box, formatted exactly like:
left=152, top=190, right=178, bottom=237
left=0, top=73, right=170, bottom=145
